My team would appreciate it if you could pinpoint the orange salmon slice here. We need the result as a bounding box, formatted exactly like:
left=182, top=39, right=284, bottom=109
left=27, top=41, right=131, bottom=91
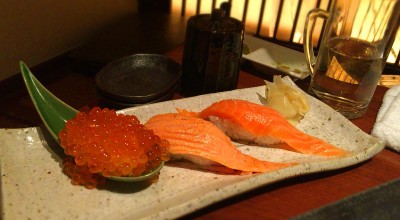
left=199, top=99, right=349, bottom=157
left=145, top=113, right=294, bottom=173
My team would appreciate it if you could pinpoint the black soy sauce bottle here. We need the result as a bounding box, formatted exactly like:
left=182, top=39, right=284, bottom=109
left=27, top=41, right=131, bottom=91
left=181, top=9, right=244, bottom=96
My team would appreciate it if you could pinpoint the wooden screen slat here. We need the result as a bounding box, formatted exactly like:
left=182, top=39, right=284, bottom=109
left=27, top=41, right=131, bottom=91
left=242, top=0, right=249, bottom=24
left=273, top=0, right=285, bottom=39
left=196, top=0, right=201, bottom=15
left=256, top=0, right=267, bottom=35
left=181, top=0, right=186, bottom=17
left=290, top=0, right=303, bottom=42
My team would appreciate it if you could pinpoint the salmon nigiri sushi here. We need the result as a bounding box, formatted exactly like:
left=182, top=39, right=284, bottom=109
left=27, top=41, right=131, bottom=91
left=145, top=112, right=294, bottom=174
left=198, top=99, right=349, bottom=157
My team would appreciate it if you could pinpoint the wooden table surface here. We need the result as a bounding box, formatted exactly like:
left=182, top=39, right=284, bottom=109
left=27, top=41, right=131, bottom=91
left=1, top=44, right=399, bottom=219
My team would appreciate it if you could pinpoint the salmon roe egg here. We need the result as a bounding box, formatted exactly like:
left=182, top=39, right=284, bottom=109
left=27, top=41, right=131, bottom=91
left=62, top=156, right=106, bottom=189
left=59, top=107, right=170, bottom=185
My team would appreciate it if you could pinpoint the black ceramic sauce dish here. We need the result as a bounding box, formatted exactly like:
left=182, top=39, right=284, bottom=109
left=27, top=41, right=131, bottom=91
left=95, top=54, right=181, bottom=109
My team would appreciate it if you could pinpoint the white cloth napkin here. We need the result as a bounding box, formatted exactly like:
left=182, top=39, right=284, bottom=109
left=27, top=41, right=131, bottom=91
left=371, top=85, right=400, bottom=152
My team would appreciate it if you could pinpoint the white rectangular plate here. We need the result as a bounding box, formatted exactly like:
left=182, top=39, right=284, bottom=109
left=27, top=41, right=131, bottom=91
left=0, top=79, right=384, bottom=219
left=243, top=34, right=309, bottom=79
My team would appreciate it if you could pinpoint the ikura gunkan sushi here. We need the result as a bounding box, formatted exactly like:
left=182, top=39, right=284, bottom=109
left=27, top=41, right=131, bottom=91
left=59, top=107, right=170, bottom=188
